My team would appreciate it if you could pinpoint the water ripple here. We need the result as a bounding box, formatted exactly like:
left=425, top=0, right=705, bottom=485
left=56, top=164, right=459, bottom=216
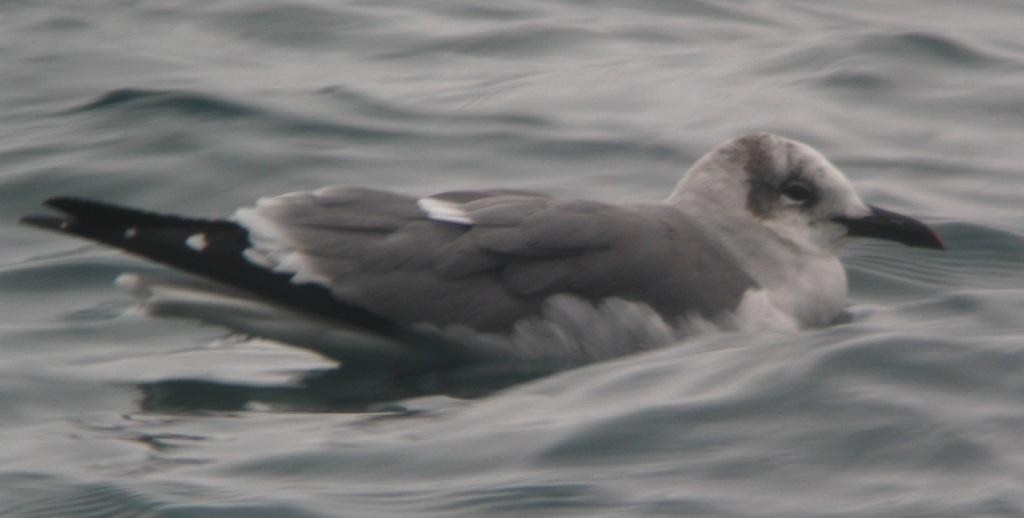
left=70, top=88, right=412, bottom=142
left=0, top=475, right=161, bottom=518
left=861, top=31, right=1006, bottom=67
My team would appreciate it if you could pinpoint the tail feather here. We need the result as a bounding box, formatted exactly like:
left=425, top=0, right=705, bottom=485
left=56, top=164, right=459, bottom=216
left=21, top=197, right=397, bottom=337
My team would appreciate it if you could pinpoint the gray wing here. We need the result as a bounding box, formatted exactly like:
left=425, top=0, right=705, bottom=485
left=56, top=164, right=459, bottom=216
left=235, top=187, right=757, bottom=333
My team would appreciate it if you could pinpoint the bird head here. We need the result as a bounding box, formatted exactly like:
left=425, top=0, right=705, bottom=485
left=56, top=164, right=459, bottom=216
left=671, top=133, right=944, bottom=255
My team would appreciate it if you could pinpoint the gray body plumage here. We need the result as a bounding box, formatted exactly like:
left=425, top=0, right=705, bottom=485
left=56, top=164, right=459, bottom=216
left=237, top=187, right=755, bottom=334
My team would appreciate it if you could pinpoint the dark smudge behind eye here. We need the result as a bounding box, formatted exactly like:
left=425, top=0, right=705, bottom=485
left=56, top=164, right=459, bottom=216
left=740, top=134, right=778, bottom=218
left=740, top=135, right=819, bottom=217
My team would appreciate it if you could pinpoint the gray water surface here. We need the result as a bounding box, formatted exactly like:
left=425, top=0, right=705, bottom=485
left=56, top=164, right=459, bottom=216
left=3, top=1, right=1024, bottom=516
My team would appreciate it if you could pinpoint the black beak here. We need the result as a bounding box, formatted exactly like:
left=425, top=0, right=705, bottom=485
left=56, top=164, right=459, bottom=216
left=834, top=205, right=945, bottom=250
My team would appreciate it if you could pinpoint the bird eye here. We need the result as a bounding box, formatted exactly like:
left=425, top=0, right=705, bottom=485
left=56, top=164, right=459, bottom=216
left=781, top=183, right=814, bottom=203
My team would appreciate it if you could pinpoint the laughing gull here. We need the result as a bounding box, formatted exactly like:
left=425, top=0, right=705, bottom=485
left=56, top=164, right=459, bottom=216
left=22, top=133, right=943, bottom=366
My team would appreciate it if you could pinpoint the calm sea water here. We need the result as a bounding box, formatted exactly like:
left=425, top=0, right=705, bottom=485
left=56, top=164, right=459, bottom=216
left=3, top=1, right=1024, bottom=516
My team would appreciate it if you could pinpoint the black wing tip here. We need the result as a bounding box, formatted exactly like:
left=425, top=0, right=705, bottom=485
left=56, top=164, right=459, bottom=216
left=20, top=214, right=70, bottom=231
left=43, top=196, right=124, bottom=217
left=44, top=196, right=85, bottom=211
left=20, top=197, right=104, bottom=233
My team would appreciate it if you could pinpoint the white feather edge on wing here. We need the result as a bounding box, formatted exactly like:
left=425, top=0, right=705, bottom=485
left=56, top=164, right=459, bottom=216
left=231, top=197, right=333, bottom=286
left=416, top=197, right=474, bottom=225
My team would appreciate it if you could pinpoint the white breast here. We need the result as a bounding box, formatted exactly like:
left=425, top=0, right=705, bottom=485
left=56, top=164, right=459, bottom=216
left=753, top=255, right=847, bottom=329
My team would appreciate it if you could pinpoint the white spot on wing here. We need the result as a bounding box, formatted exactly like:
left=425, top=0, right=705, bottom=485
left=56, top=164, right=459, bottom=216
left=417, top=197, right=474, bottom=225
left=277, top=251, right=332, bottom=285
left=185, top=233, right=209, bottom=252
left=242, top=248, right=275, bottom=268
left=124, top=226, right=138, bottom=239
left=114, top=272, right=141, bottom=289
